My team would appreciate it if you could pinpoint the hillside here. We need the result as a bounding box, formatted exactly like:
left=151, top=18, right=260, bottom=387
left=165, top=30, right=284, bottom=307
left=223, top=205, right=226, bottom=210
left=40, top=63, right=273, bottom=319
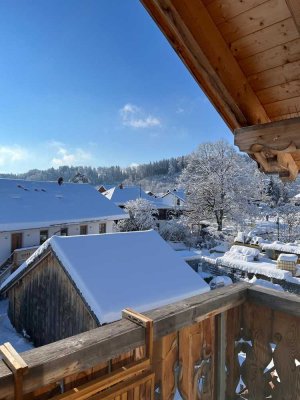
left=0, top=155, right=188, bottom=192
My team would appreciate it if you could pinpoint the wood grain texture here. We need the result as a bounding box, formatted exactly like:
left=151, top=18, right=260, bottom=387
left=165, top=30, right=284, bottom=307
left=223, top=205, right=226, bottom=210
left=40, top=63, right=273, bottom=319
left=225, top=306, right=242, bottom=399
left=0, top=283, right=248, bottom=399
left=231, top=301, right=300, bottom=399
left=247, top=285, right=300, bottom=317
left=234, top=116, right=300, bottom=152
left=286, top=0, right=300, bottom=35
left=264, top=96, right=300, bottom=117
left=152, top=333, right=178, bottom=399
left=256, top=80, right=300, bottom=104
left=206, top=0, right=267, bottom=26
left=239, top=38, right=300, bottom=76
left=218, top=0, right=291, bottom=44
left=248, top=59, right=300, bottom=91
left=7, top=251, right=99, bottom=347
left=271, top=309, right=300, bottom=399
left=230, top=18, right=299, bottom=60
left=178, top=318, right=215, bottom=399
left=241, top=302, right=273, bottom=399
left=141, top=0, right=270, bottom=129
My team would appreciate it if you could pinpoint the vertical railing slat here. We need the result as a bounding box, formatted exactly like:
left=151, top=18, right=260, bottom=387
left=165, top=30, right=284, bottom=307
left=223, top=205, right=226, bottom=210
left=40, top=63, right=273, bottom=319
left=217, top=312, right=226, bottom=400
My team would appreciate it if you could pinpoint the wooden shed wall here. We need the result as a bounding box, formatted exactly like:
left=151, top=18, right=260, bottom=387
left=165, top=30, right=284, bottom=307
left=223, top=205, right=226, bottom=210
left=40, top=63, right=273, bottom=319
left=7, top=251, right=98, bottom=347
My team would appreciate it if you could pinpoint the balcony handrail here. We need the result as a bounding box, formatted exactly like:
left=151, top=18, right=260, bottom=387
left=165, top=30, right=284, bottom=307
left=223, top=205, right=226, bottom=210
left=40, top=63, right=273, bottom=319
left=0, top=282, right=248, bottom=398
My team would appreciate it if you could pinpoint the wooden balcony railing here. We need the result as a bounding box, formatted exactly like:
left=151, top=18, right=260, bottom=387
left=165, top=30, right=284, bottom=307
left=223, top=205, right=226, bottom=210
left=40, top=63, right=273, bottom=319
left=0, top=282, right=299, bottom=399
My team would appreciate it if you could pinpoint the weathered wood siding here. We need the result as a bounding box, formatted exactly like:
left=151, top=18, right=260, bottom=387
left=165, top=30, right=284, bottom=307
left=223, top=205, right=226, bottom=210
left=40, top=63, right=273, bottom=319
left=7, top=251, right=98, bottom=346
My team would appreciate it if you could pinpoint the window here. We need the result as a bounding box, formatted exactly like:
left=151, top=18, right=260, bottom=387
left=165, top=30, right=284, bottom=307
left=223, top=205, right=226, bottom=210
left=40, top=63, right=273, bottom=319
left=80, top=225, right=88, bottom=235
left=40, top=230, right=48, bottom=244
left=60, top=228, right=68, bottom=236
left=99, top=223, right=106, bottom=234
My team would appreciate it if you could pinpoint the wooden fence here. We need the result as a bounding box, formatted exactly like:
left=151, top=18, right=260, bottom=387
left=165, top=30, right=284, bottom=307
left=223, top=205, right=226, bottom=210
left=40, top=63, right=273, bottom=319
left=1, top=283, right=300, bottom=399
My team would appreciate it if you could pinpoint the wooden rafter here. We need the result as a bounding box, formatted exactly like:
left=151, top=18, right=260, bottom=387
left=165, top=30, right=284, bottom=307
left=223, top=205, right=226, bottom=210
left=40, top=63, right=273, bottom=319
left=141, top=0, right=270, bottom=130
left=140, top=0, right=300, bottom=179
left=286, top=0, right=300, bottom=35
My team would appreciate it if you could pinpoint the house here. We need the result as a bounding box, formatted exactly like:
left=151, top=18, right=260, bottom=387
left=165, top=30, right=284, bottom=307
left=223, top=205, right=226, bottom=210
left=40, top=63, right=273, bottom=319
left=103, top=184, right=174, bottom=221
left=160, top=189, right=185, bottom=208
left=96, top=184, right=114, bottom=194
left=0, top=230, right=209, bottom=346
left=103, top=185, right=157, bottom=207
left=145, top=190, right=156, bottom=197
left=0, top=178, right=127, bottom=267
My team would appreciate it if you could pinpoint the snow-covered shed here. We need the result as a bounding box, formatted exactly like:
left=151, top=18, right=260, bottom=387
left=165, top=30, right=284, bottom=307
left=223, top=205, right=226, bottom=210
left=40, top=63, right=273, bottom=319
left=0, top=179, right=127, bottom=265
left=0, top=230, right=209, bottom=346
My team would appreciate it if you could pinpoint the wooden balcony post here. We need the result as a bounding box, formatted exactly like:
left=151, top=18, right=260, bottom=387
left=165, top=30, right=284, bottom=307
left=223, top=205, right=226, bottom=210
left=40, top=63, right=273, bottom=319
left=216, top=312, right=226, bottom=400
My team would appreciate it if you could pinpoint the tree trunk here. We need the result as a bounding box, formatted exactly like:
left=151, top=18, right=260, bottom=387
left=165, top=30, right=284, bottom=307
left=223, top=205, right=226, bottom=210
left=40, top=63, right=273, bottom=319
left=215, top=210, right=223, bottom=231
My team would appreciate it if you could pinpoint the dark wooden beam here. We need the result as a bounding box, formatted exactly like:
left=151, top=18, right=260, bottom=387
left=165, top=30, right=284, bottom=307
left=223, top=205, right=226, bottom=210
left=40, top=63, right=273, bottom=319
left=140, top=0, right=269, bottom=130
left=0, top=283, right=248, bottom=399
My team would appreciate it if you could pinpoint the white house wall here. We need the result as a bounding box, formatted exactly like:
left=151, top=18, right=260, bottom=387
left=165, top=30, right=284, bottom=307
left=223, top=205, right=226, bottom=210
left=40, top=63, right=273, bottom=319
left=0, top=233, right=12, bottom=266
left=0, top=220, right=114, bottom=265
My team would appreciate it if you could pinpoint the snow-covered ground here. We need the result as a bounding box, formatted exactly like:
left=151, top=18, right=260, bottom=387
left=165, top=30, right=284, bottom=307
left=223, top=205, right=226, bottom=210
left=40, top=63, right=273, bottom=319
left=0, top=299, right=33, bottom=352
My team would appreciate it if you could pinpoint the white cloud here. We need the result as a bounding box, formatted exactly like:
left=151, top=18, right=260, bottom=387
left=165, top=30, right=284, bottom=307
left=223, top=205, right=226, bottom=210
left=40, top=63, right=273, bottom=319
left=128, top=116, right=160, bottom=128
left=50, top=142, right=92, bottom=167
left=176, top=107, right=184, bottom=114
left=0, top=146, right=29, bottom=166
left=120, top=103, right=161, bottom=129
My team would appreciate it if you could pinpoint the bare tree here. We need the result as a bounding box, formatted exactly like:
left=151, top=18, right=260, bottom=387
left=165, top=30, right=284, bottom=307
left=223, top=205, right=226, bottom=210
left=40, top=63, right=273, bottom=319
left=180, top=140, right=260, bottom=231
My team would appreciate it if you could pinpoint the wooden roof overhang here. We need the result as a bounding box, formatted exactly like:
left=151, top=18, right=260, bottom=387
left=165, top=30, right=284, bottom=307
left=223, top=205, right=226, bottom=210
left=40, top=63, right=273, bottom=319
left=140, top=0, right=300, bottom=180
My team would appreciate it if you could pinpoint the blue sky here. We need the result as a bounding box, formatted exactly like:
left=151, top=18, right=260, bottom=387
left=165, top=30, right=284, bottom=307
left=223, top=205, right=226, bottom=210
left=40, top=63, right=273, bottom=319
left=0, top=0, right=232, bottom=173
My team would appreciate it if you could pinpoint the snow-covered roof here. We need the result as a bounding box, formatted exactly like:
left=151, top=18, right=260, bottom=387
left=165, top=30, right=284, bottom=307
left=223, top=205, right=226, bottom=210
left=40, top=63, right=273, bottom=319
left=0, top=179, right=127, bottom=232
left=1, top=230, right=209, bottom=324
left=277, top=253, right=298, bottom=263
left=262, top=241, right=300, bottom=255
left=103, top=186, right=170, bottom=208
left=176, top=249, right=203, bottom=261
left=161, top=189, right=185, bottom=201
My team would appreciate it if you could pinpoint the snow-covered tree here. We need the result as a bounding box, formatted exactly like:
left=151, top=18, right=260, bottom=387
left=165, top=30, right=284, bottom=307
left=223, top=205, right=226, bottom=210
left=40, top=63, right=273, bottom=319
left=179, top=140, right=260, bottom=231
left=278, top=203, right=300, bottom=242
left=117, top=198, right=158, bottom=232
left=159, top=218, right=189, bottom=242
left=70, top=172, right=90, bottom=183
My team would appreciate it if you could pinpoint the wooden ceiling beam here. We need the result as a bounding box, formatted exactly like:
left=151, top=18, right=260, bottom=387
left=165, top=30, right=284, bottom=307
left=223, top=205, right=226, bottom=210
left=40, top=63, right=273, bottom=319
left=140, top=0, right=270, bottom=130
left=286, top=0, right=300, bottom=35
left=235, top=117, right=300, bottom=180
left=234, top=117, right=300, bottom=152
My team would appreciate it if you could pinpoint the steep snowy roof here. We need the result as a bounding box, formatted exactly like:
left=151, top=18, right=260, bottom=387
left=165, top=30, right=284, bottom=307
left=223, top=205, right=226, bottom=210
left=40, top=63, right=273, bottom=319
left=162, top=189, right=186, bottom=201
left=1, top=230, right=209, bottom=324
left=103, top=186, right=170, bottom=208
left=0, top=179, right=127, bottom=232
